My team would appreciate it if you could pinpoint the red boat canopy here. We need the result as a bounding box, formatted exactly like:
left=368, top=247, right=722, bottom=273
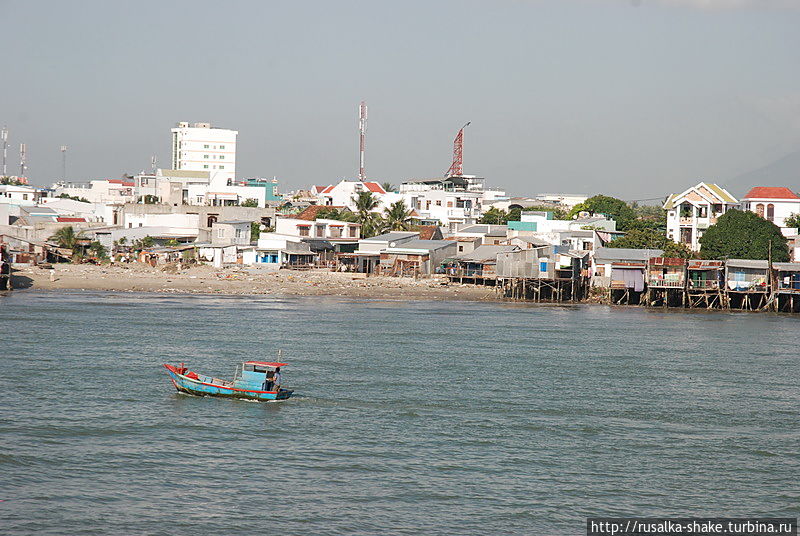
left=245, top=361, right=288, bottom=367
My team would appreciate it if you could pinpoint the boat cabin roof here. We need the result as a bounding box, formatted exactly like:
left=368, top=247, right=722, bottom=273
left=245, top=361, right=288, bottom=367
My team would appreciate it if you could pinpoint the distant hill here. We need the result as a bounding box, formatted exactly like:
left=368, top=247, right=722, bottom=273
left=726, top=150, right=800, bottom=198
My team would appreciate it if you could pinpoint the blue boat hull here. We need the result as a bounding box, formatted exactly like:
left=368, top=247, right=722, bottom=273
left=164, top=365, right=293, bottom=401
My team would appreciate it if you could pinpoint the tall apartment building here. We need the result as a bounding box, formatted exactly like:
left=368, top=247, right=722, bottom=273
left=170, top=122, right=238, bottom=184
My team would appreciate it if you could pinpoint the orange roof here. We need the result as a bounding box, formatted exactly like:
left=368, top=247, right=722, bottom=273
left=321, top=185, right=334, bottom=194
left=417, top=225, right=438, bottom=240
left=292, top=205, right=348, bottom=221
left=743, top=187, right=800, bottom=200
left=363, top=182, right=386, bottom=194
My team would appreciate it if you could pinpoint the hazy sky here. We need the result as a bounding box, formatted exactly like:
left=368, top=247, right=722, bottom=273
left=1, top=0, right=799, bottom=199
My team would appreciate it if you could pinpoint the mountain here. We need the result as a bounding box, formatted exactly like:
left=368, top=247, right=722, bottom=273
left=726, top=150, right=800, bottom=198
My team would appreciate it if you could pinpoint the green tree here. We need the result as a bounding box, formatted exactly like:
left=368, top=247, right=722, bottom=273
left=699, top=209, right=789, bottom=261
left=353, top=191, right=381, bottom=237
left=240, top=198, right=259, bottom=208
left=568, top=195, right=636, bottom=230
left=383, top=200, right=414, bottom=231
left=250, top=222, right=261, bottom=241
left=316, top=207, right=356, bottom=222
left=88, top=241, right=108, bottom=259
left=785, top=212, right=800, bottom=230
left=51, top=226, right=82, bottom=251
left=381, top=182, right=396, bottom=193
left=479, top=207, right=508, bottom=225
left=607, top=228, right=693, bottom=258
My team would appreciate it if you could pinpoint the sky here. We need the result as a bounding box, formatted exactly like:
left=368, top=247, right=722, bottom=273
left=0, top=0, right=799, bottom=200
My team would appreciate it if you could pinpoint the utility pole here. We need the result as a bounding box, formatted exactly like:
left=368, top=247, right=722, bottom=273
left=358, top=101, right=367, bottom=181
left=1, top=126, right=8, bottom=176
left=151, top=155, right=157, bottom=174
left=19, top=143, right=26, bottom=177
left=61, top=145, right=67, bottom=181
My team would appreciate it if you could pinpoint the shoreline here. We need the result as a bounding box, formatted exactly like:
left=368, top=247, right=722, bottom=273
left=7, top=263, right=500, bottom=302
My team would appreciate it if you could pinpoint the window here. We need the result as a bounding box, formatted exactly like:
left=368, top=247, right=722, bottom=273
left=219, top=155, right=225, bottom=160
left=767, top=204, right=775, bottom=221
left=235, top=228, right=243, bottom=238
left=458, top=245, right=464, bottom=252
left=698, top=205, right=708, bottom=218
left=755, top=203, right=765, bottom=218
left=435, top=200, right=442, bottom=206
left=316, top=224, right=325, bottom=238
left=203, top=165, right=209, bottom=169
left=204, top=154, right=209, bottom=159
left=298, top=226, right=310, bottom=237
left=217, top=228, right=225, bottom=238
left=22, top=194, right=28, bottom=200
left=447, top=201, right=453, bottom=208
left=712, top=204, right=723, bottom=214
left=219, top=166, right=224, bottom=169
left=349, top=226, right=357, bottom=238
left=219, top=145, right=225, bottom=149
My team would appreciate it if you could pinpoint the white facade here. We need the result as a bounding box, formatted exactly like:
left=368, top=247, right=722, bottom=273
left=740, top=187, right=800, bottom=236
left=400, top=186, right=482, bottom=231
left=663, top=182, right=738, bottom=252
left=316, top=180, right=388, bottom=210
left=275, top=217, right=360, bottom=240
left=0, top=184, right=43, bottom=206
left=52, top=179, right=136, bottom=204
left=171, top=122, right=238, bottom=183
left=123, top=212, right=200, bottom=232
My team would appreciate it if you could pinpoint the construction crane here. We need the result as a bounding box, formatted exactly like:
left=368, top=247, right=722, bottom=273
left=445, top=121, right=470, bottom=177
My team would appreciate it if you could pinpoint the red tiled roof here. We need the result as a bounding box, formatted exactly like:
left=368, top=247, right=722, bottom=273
left=321, top=185, right=334, bottom=194
left=292, top=205, right=348, bottom=221
left=312, top=185, right=329, bottom=194
left=363, top=182, right=386, bottom=194
left=743, top=187, right=800, bottom=200
left=56, top=217, right=87, bottom=223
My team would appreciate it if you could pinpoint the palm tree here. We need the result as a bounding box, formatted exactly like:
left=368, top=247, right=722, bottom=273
left=381, top=182, right=396, bottom=193
left=51, top=226, right=81, bottom=250
left=383, top=200, right=414, bottom=231
left=353, top=191, right=381, bottom=237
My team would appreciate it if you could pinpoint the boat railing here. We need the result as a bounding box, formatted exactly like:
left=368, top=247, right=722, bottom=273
left=232, top=364, right=242, bottom=382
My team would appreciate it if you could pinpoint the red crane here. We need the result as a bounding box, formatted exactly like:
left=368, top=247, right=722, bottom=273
left=445, top=121, right=470, bottom=177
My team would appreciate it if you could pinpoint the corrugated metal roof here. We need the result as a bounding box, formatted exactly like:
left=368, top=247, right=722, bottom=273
left=595, top=247, right=663, bottom=263
left=773, top=262, right=800, bottom=271
left=456, top=245, right=518, bottom=263
left=726, top=259, right=768, bottom=269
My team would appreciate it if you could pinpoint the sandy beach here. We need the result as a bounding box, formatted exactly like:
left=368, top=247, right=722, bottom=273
left=9, top=263, right=499, bottom=301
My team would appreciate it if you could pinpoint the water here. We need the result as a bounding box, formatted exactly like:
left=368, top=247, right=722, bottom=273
left=1, top=291, right=798, bottom=535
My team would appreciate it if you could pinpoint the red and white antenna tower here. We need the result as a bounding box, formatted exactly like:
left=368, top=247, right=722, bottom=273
left=445, top=121, right=470, bottom=177
left=358, top=101, right=368, bottom=181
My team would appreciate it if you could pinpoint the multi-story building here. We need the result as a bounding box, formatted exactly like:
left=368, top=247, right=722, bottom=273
left=740, top=187, right=800, bottom=236
left=663, top=182, right=738, bottom=251
left=171, top=122, right=237, bottom=183
left=399, top=177, right=483, bottom=232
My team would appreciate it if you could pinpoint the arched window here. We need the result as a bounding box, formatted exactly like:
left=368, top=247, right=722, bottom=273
left=766, top=204, right=775, bottom=221
left=207, top=215, right=217, bottom=227
left=755, top=204, right=765, bottom=218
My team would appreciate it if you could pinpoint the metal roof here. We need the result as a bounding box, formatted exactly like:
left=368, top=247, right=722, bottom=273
left=726, top=259, right=769, bottom=269
left=361, top=231, right=418, bottom=242
left=594, top=247, right=663, bottom=263
left=456, top=245, right=518, bottom=263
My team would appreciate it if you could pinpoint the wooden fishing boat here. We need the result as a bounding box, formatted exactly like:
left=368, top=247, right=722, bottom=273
left=163, top=361, right=293, bottom=401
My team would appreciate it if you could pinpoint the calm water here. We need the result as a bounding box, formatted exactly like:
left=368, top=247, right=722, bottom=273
left=1, top=291, right=798, bottom=535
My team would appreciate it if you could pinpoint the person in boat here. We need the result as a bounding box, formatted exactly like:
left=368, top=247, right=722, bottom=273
left=272, top=367, right=282, bottom=392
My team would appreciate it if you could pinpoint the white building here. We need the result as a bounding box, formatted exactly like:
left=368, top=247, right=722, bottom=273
left=399, top=177, right=483, bottom=232
left=316, top=180, right=388, bottom=210
left=171, top=122, right=237, bottom=184
left=740, top=187, right=800, bottom=236
left=52, top=179, right=136, bottom=205
left=663, top=182, right=738, bottom=252
left=275, top=216, right=360, bottom=242
left=0, top=184, right=43, bottom=206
